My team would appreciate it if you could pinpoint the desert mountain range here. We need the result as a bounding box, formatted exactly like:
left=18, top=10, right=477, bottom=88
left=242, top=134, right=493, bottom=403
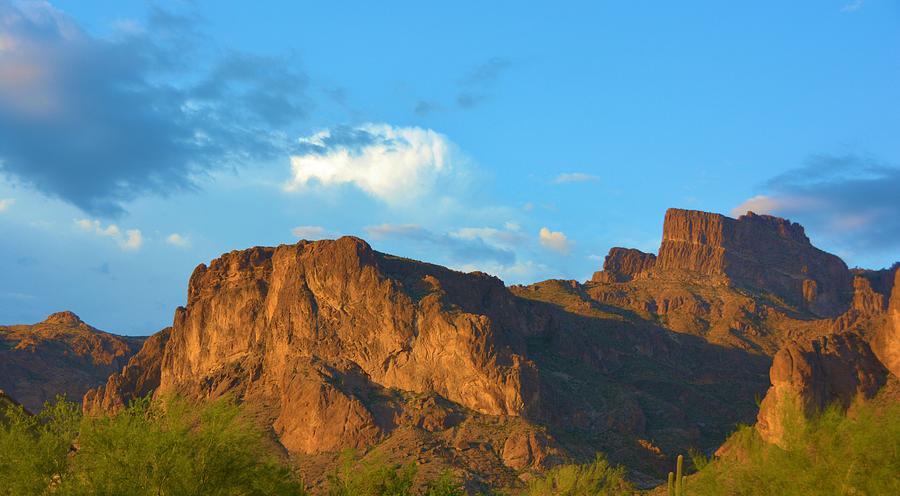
left=2, top=208, right=897, bottom=491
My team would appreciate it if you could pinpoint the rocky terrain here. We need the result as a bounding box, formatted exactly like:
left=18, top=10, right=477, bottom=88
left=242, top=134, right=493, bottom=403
left=4, top=207, right=895, bottom=492
left=0, top=311, right=144, bottom=412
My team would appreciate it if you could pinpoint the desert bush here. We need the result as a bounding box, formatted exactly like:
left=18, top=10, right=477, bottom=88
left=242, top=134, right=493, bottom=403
left=522, top=454, right=634, bottom=496
left=326, top=452, right=464, bottom=496
left=0, top=395, right=307, bottom=496
left=0, top=396, right=80, bottom=495
left=687, top=400, right=900, bottom=495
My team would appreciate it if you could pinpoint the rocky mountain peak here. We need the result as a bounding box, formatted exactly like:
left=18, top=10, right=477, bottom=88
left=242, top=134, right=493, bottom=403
left=42, top=311, right=84, bottom=327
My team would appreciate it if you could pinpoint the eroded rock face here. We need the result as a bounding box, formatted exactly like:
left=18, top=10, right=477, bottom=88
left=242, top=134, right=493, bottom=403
left=83, top=328, right=171, bottom=416
left=591, top=248, right=656, bottom=283
left=91, top=238, right=537, bottom=455
left=0, top=312, right=143, bottom=412
left=756, top=332, right=888, bottom=446
left=655, top=209, right=852, bottom=317
left=84, top=234, right=773, bottom=486
left=871, top=268, right=900, bottom=378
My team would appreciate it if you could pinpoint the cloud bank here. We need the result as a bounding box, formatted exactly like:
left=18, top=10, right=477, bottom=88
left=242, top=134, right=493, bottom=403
left=0, top=2, right=309, bottom=217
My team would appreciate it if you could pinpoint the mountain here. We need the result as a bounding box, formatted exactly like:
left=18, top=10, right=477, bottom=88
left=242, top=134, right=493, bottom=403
left=0, top=311, right=144, bottom=412
left=62, top=208, right=896, bottom=490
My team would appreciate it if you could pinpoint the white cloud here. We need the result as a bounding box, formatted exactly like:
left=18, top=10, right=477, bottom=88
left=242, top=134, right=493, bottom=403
left=450, top=225, right=526, bottom=247
left=538, top=227, right=571, bottom=253
left=285, top=123, right=465, bottom=206
left=74, top=218, right=142, bottom=251
left=121, top=229, right=142, bottom=250
left=0, top=198, right=13, bottom=212
left=730, top=194, right=821, bottom=218
left=552, top=172, right=599, bottom=184
left=291, top=225, right=327, bottom=239
left=166, top=233, right=190, bottom=247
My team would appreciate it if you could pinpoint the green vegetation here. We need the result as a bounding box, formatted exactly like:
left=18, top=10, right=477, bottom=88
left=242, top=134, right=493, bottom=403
left=326, top=452, right=464, bottom=496
left=666, top=454, right=685, bottom=496
left=4, top=395, right=898, bottom=495
left=522, top=455, right=634, bottom=496
left=686, top=401, right=900, bottom=495
left=0, top=395, right=307, bottom=496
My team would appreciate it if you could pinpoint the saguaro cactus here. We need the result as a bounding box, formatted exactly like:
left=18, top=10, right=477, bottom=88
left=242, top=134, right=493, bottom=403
left=667, top=454, right=686, bottom=496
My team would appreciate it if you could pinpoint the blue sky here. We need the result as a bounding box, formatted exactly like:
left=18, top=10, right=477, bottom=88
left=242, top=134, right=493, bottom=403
left=1, top=0, right=898, bottom=334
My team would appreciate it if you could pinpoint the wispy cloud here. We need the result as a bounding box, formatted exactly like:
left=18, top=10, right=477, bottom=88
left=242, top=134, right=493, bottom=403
left=165, top=233, right=190, bottom=248
left=0, top=198, right=13, bottom=212
left=75, top=218, right=143, bottom=251
left=285, top=124, right=466, bottom=207
left=552, top=172, right=599, bottom=184
left=291, top=225, right=328, bottom=239
left=841, top=0, right=864, bottom=12
left=365, top=223, right=515, bottom=266
left=538, top=227, right=571, bottom=254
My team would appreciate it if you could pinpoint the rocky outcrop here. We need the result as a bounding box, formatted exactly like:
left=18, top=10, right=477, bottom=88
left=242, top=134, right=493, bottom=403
left=871, top=268, right=900, bottom=378
left=83, top=235, right=772, bottom=487
left=83, top=328, right=171, bottom=416
left=655, top=209, right=852, bottom=317
left=755, top=332, right=889, bottom=446
left=0, top=312, right=143, bottom=412
left=89, top=238, right=538, bottom=453
left=591, top=248, right=656, bottom=283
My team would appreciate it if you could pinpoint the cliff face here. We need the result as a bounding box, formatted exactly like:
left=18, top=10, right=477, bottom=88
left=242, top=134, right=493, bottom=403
left=82, top=328, right=171, bottom=417
left=591, top=248, right=656, bottom=283
left=160, top=238, right=536, bottom=420
left=656, top=209, right=852, bottom=317
left=0, top=312, right=143, bottom=412
left=871, top=268, right=900, bottom=378
left=85, top=236, right=771, bottom=488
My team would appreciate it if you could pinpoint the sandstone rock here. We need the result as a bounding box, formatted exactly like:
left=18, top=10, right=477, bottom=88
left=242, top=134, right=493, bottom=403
left=501, top=429, right=559, bottom=471
left=0, top=312, right=143, bottom=412
left=591, top=248, right=656, bottom=283
left=870, top=267, right=900, bottom=378
left=756, top=332, right=888, bottom=446
left=83, top=328, right=171, bottom=416
left=655, top=209, right=852, bottom=317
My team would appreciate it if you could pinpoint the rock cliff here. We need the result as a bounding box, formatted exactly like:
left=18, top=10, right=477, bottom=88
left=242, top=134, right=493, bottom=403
left=0, top=312, right=143, bottom=412
left=84, top=236, right=771, bottom=489
left=591, top=248, right=656, bottom=283
left=655, top=209, right=852, bottom=317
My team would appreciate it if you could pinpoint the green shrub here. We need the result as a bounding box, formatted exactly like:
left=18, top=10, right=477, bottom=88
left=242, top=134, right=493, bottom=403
left=522, top=454, right=634, bottom=496
left=0, top=396, right=80, bottom=495
left=687, top=401, right=900, bottom=495
left=0, top=395, right=307, bottom=496
left=326, top=452, right=464, bottom=496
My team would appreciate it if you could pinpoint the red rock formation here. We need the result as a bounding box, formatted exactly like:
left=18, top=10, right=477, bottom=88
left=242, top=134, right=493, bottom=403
left=655, top=209, right=852, bottom=317
left=871, top=268, right=900, bottom=378
left=84, top=235, right=771, bottom=486
left=755, top=332, right=889, bottom=446
left=0, top=312, right=143, bottom=412
left=82, top=328, right=171, bottom=416
left=591, top=248, right=656, bottom=283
